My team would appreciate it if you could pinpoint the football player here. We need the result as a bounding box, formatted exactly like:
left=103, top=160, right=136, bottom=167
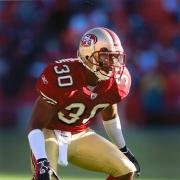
left=28, top=27, right=140, bottom=180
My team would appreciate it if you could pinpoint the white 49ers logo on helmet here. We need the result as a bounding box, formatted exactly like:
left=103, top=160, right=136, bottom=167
left=81, top=34, right=97, bottom=47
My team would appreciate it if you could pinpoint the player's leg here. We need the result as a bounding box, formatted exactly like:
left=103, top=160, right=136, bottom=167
left=106, top=173, right=133, bottom=180
left=31, top=129, right=59, bottom=180
left=68, top=129, right=135, bottom=180
left=43, top=129, right=59, bottom=173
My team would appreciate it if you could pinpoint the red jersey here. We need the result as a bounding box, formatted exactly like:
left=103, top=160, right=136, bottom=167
left=36, top=58, right=131, bottom=133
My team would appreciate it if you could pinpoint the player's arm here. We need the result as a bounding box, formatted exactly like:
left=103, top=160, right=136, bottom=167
left=28, top=95, right=58, bottom=159
left=101, top=103, right=126, bottom=149
left=27, top=96, right=59, bottom=180
left=28, top=95, right=57, bottom=131
left=101, top=104, right=141, bottom=176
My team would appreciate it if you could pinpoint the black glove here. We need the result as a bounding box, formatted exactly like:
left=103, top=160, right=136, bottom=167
left=37, top=158, right=51, bottom=180
left=120, top=146, right=141, bottom=176
left=36, top=158, right=60, bottom=180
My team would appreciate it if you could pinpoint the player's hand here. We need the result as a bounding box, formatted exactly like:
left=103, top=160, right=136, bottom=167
left=120, top=146, right=141, bottom=176
left=36, top=158, right=60, bottom=180
left=37, top=158, right=52, bottom=180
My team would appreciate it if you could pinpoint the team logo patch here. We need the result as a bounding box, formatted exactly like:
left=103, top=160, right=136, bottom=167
left=81, top=34, right=97, bottom=47
left=42, top=75, right=48, bottom=84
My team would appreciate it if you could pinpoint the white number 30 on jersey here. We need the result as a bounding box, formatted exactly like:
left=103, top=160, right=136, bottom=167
left=58, top=103, right=109, bottom=124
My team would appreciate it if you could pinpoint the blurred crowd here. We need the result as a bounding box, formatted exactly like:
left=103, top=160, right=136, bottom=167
left=0, top=0, right=179, bottom=128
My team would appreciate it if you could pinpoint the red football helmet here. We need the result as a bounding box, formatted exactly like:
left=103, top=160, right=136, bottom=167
left=78, top=27, right=126, bottom=80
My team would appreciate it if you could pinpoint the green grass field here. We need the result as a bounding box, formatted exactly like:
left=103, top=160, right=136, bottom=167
left=0, top=127, right=180, bottom=180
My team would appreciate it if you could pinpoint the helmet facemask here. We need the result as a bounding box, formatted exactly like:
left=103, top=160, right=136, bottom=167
left=87, top=48, right=126, bottom=81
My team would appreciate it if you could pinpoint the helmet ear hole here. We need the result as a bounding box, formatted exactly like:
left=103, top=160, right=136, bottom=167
left=85, top=56, right=89, bottom=60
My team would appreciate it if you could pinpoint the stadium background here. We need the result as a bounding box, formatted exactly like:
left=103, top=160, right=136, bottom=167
left=0, top=0, right=179, bottom=179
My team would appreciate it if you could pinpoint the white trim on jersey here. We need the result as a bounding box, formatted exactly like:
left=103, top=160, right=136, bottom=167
left=40, top=91, right=57, bottom=105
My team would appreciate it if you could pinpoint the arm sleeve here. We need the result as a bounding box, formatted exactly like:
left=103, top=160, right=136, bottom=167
left=103, top=116, right=126, bottom=149
left=28, top=129, right=48, bottom=160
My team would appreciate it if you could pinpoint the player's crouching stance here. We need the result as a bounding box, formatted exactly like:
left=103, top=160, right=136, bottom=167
left=27, top=27, right=140, bottom=180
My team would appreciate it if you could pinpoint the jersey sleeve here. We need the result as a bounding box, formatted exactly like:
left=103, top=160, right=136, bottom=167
left=36, top=63, right=59, bottom=105
left=114, top=67, right=131, bottom=100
